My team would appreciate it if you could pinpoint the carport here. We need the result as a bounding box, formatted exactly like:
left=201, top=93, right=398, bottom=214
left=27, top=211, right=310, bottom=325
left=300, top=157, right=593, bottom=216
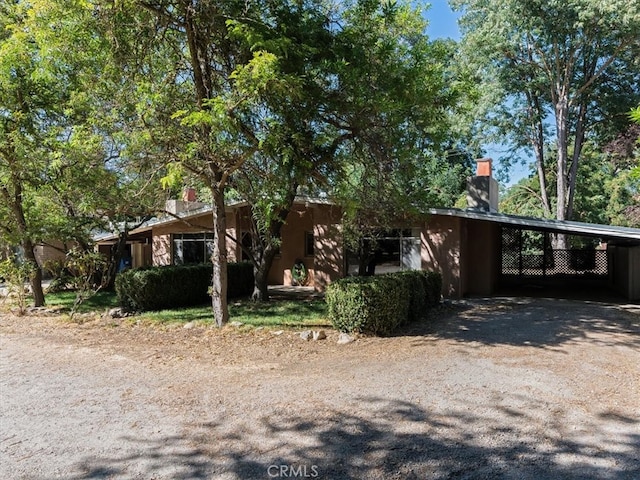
left=423, top=208, right=640, bottom=301
left=421, top=158, right=639, bottom=301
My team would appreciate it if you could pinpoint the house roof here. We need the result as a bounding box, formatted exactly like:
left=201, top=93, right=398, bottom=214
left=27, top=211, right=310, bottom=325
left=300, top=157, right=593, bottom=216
left=93, top=195, right=640, bottom=246
left=427, top=208, right=640, bottom=244
left=93, top=196, right=335, bottom=243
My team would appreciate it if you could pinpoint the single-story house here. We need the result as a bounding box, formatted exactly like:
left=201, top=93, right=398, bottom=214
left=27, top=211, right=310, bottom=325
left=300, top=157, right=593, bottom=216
left=95, top=159, right=640, bottom=300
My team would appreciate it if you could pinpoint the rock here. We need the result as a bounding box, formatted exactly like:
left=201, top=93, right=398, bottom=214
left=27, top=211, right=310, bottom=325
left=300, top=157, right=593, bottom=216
left=229, top=321, right=244, bottom=327
left=312, top=330, right=327, bottom=341
left=183, top=321, right=195, bottom=329
left=299, top=330, right=313, bottom=341
left=271, top=330, right=284, bottom=336
left=108, top=307, right=124, bottom=319
left=337, top=333, right=355, bottom=345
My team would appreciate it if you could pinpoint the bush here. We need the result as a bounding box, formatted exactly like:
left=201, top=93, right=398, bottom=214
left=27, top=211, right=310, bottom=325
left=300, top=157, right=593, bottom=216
left=326, top=270, right=442, bottom=335
left=423, top=271, right=442, bottom=306
left=115, top=262, right=253, bottom=312
left=326, top=275, right=409, bottom=336
left=0, top=257, right=36, bottom=315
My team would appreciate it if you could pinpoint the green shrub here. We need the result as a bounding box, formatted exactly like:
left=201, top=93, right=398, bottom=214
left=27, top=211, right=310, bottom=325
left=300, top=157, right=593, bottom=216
left=326, top=270, right=442, bottom=335
left=227, top=262, right=255, bottom=298
left=396, top=270, right=442, bottom=322
left=396, top=271, right=427, bottom=323
left=326, top=275, right=409, bottom=336
left=115, top=262, right=253, bottom=312
left=423, top=271, right=442, bottom=306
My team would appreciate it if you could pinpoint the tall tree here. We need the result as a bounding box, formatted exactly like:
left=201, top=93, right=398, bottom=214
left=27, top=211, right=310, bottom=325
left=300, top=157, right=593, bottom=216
left=332, top=2, right=469, bottom=259
left=222, top=0, right=337, bottom=301
left=453, top=0, right=640, bottom=246
left=0, top=0, right=101, bottom=305
left=104, top=0, right=332, bottom=322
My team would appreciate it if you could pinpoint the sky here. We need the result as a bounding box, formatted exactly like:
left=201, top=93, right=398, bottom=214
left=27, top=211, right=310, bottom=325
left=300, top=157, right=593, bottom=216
left=422, top=1, right=532, bottom=187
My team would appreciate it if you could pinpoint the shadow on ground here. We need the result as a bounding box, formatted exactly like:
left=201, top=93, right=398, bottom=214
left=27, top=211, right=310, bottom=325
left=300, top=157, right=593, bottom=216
left=68, top=396, right=639, bottom=480
left=397, top=297, right=640, bottom=351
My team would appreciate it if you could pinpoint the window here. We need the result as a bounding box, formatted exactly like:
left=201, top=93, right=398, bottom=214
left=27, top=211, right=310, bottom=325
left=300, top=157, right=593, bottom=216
left=241, top=232, right=252, bottom=262
left=305, top=231, right=315, bottom=257
left=346, top=228, right=420, bottom=275
left=173, top=232, right=214, bottom=265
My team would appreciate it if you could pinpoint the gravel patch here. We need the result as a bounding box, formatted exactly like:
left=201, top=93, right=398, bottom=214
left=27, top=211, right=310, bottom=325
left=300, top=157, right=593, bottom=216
left=1, top=297, right=638, bottom=479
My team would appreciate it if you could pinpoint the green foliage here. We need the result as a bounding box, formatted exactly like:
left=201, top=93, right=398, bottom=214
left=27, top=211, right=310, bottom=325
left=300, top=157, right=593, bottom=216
left=0, top=256, right=36, bottom=315
left=43, top=258, right=74, bottom=293
left=326, top=271, right=442, bottom=336
left=331, top=1, right=469, bottom=251
left=115, top=262, right=253, bottom=312
left=396, top=270, right=443, bottom=322
left=453, top=0, right=640, bottom=223
left=502, top=140, right=640, bottom=227
left=65, top=248, right=107, bottom=318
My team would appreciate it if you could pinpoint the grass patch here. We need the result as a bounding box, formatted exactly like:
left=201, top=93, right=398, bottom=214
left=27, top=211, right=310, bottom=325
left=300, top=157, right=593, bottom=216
left=39, top=289, right=329, bottom=329
left=139, top=298, right=329, bottom=328
left=43, top=290, right=119, bottom=313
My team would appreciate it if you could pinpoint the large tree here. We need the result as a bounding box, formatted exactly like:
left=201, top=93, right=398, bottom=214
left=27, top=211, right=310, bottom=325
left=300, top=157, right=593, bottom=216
left=453, top=0, right=640, bottom=246
left=332, top=2, right=471, bottom=263
left=0, top=0, right=104, bottom=305
left=104, top=0, right=340, bottom=322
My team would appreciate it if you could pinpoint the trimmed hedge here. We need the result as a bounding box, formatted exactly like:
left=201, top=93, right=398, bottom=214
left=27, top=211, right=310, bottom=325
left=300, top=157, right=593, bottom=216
left=115, top=262, right=254, bottom=312
left=326, top=270, right=442, bottom=336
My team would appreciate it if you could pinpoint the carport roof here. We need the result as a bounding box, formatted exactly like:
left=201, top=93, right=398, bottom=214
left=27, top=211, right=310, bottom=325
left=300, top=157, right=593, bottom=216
left=427, top=208, right=640, bottom=244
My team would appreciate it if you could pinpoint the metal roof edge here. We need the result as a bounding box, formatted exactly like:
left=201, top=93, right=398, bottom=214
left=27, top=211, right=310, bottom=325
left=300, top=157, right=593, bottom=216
left=426, top=208, right=640, bottom=241
left=93, top=196, right=338, bottom=242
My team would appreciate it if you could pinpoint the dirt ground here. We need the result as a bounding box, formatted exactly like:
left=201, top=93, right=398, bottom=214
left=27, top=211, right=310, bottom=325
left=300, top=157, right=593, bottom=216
left=1, top=297, right=639, bottom=480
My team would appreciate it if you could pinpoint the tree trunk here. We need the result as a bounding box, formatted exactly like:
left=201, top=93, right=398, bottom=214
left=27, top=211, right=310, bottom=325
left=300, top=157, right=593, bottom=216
left=554, top=97, right=569, bottom=249
left=566, top=102, right=587, bottom=221
left=23, top=239, right=45, bottom=307
left=102, top=230, right=128, bottom=290
left=2, top=176, right=45, bottom=306
left=248, top=187, right=297, bottom=302
left=210, top=185, right=229, bottom=326
left=251, top=249, right=276, bottom=302
left=529, top=94, right=552, bottom=217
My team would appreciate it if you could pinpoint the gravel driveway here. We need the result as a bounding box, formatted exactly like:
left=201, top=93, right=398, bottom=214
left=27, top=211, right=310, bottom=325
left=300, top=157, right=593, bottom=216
left=1, top=297, right=639, bottom=479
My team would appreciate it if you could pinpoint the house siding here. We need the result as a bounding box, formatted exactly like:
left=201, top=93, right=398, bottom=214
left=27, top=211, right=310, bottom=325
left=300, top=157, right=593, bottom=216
left=421, top=215, right=463, bottom=298
left=138, top=203, right=342, bottom=291
left=463, top=219, right=500, bottom=296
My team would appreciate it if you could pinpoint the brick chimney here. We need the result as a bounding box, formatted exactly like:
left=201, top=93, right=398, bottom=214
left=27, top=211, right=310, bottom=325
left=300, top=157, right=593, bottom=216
left=182, top=187, right=197, bottom=202
left=165, top=187, right=206, bottom=215
left=467, top=158, right=499, bottom=212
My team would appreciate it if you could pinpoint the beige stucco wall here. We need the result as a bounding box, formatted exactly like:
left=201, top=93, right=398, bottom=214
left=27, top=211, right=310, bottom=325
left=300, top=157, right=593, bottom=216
left=34, top=241, right=68, bottom=279
left=269, top=205, right=315, bottom=286
left=151, top=211, right=221, bottom=266
left=422, top=215, right=463, bottom=298
left=34, top=242, right=67, bottom=268
left=463, top=219, right=500, bottom=296
left=227, top=203, right=343, bottom=289
left=312, top=204, right=344, bottom=290
left=226, top=210, right=238, bottom=263
left=610, top=245, right=640, bottom=301
left=146, top=204, right=343, bottom=290
left=131, top=243, right=152, bottom=269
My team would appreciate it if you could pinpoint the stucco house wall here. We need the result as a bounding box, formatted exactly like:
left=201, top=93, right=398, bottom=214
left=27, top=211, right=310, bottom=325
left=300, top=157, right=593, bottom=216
left=312, top=204, right=344, bottom=290
left=463, top=219, right=501, bottom=296
left=130, top=201, right=343, bottom=291
left=421, top=215, right=463, bottom=298
left=610, top=245, right=640, bottom=301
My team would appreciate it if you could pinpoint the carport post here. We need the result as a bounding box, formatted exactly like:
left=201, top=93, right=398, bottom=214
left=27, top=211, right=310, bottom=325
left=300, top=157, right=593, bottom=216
left=543, top=232, right=548, bottom=277
left=518, top=228, right=523, bottom=276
